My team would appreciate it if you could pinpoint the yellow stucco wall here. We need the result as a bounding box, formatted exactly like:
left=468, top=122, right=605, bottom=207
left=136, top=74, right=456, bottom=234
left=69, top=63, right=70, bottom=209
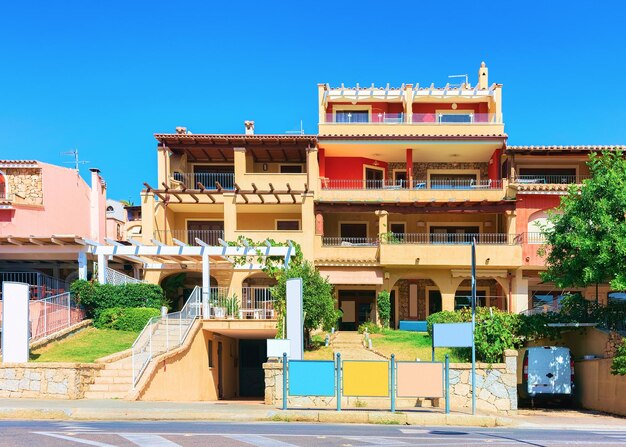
left=575, top=358, right=626, bottom=417
left=137, top=327, right=238, bottom=401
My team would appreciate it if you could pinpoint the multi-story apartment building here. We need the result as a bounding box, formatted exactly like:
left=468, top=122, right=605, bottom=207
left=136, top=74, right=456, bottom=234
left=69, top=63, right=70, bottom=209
left=132, top=63, right=622, bottom=399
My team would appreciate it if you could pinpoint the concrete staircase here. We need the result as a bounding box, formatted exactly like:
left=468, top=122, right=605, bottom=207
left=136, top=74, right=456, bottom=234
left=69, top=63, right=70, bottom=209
left=84, top=320, right=190, bottom=399
left=83, top=355, right=133, bottom=399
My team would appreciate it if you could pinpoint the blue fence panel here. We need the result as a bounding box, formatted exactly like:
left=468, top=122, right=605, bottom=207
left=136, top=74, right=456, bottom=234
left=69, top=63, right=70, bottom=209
left=288, top=360, right=335, bottom=397
left=399, top=320, right=427, bottom=332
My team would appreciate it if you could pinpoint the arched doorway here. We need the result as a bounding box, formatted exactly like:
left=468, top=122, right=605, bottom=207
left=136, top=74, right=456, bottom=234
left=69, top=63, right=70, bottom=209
left=161, top=272, right=217, bottom=311
left=0, top=170, right=7, bottom=199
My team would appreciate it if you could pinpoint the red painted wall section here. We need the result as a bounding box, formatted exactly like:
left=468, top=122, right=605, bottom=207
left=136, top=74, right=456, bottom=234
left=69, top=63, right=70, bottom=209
left=488, top=149, right=502, bottom=180
left=325, top=157, right=388, bottom=180
left=517, top=194, right=562, bottom=267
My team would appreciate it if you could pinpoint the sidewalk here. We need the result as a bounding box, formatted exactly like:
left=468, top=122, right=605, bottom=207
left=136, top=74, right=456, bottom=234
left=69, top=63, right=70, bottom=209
left=0, top=398, right=512, bottom=427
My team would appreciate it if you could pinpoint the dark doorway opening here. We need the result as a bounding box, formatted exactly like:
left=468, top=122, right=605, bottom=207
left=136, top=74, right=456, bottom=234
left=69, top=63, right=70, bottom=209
left=239, top=339, right=267, bottom=397
left=338, top=289, right=376, bottom=331
left=428, top=290, right=442, bottom=315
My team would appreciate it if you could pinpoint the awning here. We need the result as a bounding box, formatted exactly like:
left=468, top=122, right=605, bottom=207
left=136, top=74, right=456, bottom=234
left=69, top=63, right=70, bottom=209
left=318, top=267, right=383, bottom=285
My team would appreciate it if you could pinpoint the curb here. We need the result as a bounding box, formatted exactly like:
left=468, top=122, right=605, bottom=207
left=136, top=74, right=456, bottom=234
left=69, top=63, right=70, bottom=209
left=0, top=406, right=515, bottom=427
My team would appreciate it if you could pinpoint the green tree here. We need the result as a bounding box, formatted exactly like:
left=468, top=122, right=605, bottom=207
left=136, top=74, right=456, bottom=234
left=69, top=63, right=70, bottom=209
left=271, top=261, right=340, bottom=347
left=611, top=339, right=626, bottom=376
left=540, top=151, right=626, bottom=291
left=377, top=290, right=391, bottom=328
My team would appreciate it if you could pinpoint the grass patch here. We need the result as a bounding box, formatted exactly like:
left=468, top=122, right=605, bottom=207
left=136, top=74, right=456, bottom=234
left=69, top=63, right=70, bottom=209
left=303, top=332, right=334, bottom=360
left=370, top=329, right=468, bottom=362
left=30, top=326, right=139, bottom=363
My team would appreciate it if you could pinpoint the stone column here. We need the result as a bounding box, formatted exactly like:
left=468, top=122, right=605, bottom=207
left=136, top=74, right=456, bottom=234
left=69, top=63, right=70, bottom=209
left=157, top=144, right=172, bottom=187
left=223, top=193, right=237, bottom=241
left=511, top=269, right=529, bottom=313
left=375, top=209, right=389, bottom=240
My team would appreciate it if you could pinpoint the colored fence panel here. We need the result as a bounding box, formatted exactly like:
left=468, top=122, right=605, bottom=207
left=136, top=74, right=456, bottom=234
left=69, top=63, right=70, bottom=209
left=399, top=320, right=427, bottom=332
left=288, top=360, right=335, bottom=396
left=396, top=362, right=444, bottom=398
left=342, top=361, right=389, bottom=397
left=433, top=322, right=473, bottom=347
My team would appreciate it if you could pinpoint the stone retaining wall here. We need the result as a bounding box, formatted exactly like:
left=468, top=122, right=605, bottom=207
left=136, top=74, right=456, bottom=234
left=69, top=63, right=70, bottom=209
left=264, top=350, right=517, bottom=414
left=0, top=363, right=103, bottom=399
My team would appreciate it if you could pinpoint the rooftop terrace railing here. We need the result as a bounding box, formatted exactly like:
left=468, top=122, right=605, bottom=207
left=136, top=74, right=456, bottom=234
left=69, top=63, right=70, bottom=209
left=322, top=113, right=501, bottom=124
left=172, top=172, right=235, bottom=190
left=154, top=229, right=224, bottom=246
left=321, top=179, right=502, bottom=190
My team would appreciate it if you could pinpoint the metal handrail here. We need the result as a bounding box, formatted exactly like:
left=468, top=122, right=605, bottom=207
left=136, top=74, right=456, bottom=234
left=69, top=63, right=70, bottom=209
left=320, top=179, right=502, bottom=190
left=322, top=237, right=379, bottom=247
left=513, top=175, right=589, bottom=185
left=172, top=172, right=235, bottom=190
left=0, top=272, right=69, bottom=300
left=154, top=229, right=224, bottom=246
left=131, top=286, right=202, bottom=387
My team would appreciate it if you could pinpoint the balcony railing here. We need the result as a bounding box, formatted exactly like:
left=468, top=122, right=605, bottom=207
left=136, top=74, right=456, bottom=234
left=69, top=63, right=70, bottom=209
left=513, top=175, right=589, bottom=185
left=523, top=232, right=547, bottom=244
left=172, top=172, right=235, bottom=190
left=381, top=233, right=522, bottom=245
left=322, top=113, right=501, bottom=124
left=154, top=229, right=224, bottom=246
left=322, top=237, right=379, bottom=247
left=454, top=296, right=508, bottom=311
left=0, top=272, right=69, bottom=300
left=205, top=287, right=275, bottom=320
left=321, top=179, right=502, bottom=190
left=324, top=112, right=404, bottom=124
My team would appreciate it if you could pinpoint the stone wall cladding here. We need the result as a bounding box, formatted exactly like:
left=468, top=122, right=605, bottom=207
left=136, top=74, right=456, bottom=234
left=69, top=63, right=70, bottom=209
left=386, top=162, right=489, bottom=182
left=264, top=350, right=518, bottom=414
left=0, top=363, right=103, bottom=399
left=5, top=167, right=43, bottom=205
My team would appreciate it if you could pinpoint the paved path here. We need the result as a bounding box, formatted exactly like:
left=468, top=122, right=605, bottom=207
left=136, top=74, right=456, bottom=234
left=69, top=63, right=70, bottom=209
left=331, top=331, right=387, bottom=360
left=3, top=420, right=626, bottom=446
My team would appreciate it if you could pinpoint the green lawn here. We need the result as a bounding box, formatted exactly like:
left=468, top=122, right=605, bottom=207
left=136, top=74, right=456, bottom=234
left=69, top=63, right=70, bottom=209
left=303, top=332, right=334, bottom=360
left=370, top=330, right=468, bottom=362
left=30, top=327, right=139, bottom=363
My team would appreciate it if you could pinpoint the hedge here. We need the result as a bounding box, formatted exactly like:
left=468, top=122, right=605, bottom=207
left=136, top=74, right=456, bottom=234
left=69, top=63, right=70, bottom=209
left=70, top=280, right=167, bottom=318
left=95, top=307, right=162, bottom=332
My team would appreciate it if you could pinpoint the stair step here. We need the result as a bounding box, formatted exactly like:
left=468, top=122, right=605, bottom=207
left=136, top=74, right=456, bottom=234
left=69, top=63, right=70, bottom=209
left=93, top=376, right=133, bottom=385
left=98, top=369, right=132, bottom=378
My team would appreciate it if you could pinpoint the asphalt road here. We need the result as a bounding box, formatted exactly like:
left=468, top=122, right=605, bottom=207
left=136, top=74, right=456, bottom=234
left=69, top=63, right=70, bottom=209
left=1, top=420, right=626, bottom=447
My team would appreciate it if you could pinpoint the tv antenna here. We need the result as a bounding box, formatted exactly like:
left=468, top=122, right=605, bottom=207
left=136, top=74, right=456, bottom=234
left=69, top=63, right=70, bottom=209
left=448, top=74, right=469, bottom=86
left=61, top=149, right=89, bottom=171
left=286, top=120, right=304, bottom=135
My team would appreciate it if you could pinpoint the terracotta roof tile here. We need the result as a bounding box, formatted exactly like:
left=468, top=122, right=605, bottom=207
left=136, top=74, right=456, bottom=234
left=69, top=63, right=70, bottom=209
left=318, top=133, right=507, bottom=140
left=154, top=134, right=317, bottom=145
left=506, top=145, right=626, bottom=154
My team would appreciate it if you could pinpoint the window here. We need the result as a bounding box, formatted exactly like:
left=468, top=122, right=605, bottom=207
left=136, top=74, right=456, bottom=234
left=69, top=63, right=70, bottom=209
left=335, top=110, right=369, bottom=123
left=280, top=165, right=303, bottom=174
left=340, top=223, right=367, bottom=239
left=106, top=205, right=114, bottom=212
left=208, top=340, right=214, bottom=368
left=530, top=291, right=581, bottom=309
left=430, top=226, right=479, bottom=244
left=276, top=220, right=300, bottom=231
left=390, top=223, right=405, bottom=241
left=518, top=168, right=577, bottom=184
left=608, top=292, right=626, bottom=304
left=455, top=291, right=487, bottom=310
left=438, top=112, right=473, bottom=123
left=393, top=171, right=407, bottom=187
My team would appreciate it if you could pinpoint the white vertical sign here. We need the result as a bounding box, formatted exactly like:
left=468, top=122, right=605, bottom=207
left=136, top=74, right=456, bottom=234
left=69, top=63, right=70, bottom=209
left=286, top=278, right=303, bottom=360
left=2, top=282, right=30, bottom=363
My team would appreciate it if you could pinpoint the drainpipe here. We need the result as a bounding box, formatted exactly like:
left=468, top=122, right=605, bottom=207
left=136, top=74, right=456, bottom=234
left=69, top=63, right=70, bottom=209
left=508, top=272, right=513, bottom=312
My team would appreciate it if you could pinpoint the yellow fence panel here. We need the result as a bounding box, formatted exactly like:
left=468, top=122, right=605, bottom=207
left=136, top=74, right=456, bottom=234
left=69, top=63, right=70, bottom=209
left=342, top=361, right=389, bottom=397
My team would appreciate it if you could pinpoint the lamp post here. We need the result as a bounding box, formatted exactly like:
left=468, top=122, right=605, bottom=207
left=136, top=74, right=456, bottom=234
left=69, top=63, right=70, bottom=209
left=471, top=238, right=477, bottom=415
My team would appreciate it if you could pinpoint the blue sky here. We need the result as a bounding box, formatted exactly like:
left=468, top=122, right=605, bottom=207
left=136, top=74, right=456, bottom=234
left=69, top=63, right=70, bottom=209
left=1, top=1, right=625, bottom=201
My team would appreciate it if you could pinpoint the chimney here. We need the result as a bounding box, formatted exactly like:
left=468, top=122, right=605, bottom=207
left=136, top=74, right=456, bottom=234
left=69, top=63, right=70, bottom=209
left=175, top=126, right=187, bottom=135
left=478, top=61, right=489, bottom=89
left=244, top=121, right=255, bottom=135
left=89, top=168, right=106, bottom=242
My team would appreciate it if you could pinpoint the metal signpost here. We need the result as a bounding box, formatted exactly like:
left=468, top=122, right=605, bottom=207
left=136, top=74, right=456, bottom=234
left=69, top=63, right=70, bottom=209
left=471, top=238, right=477, bottom=415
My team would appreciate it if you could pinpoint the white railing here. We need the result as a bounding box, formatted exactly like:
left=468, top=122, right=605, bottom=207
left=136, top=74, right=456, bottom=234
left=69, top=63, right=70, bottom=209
left=0, top=292, right=85, bottom=347
left=0, top=271, right=69, bottom=299
left=105, top=267, right=144, bottom=285
left=241, top=287, right=275, bottom=319
left=131, top=286, right=202, bottom=387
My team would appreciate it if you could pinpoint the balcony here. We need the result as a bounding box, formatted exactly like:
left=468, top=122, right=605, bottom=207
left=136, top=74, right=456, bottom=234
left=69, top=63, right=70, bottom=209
left=205, top=287, right=275, bottom=320
left=379, top=233, right=522, bottom=267
left=172, top=172, right=235, bottom=190
left=318, top=179, right=507, bottom=202
left=154, top=229, right=224, bottom=246
left=319, top=112, right=504, bottom=137
left=322, top=237, right=379, bottom=247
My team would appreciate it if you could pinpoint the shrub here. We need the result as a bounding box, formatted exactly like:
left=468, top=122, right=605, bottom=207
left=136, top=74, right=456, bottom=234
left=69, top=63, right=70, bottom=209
left=426, top=307, right=522, bottom=363
left=611, top=339, right=626, bottom=376
left=71, top=280, right=167, bottom=318
left=377, top=290, right=391, bottom=328
left=95, top=307, right=162, bottom=332
left=358, top=321, right=381, bottom=334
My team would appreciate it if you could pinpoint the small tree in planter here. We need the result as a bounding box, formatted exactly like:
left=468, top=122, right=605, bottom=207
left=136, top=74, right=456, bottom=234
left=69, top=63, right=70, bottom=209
left=377, top=290, right=391, bottom=329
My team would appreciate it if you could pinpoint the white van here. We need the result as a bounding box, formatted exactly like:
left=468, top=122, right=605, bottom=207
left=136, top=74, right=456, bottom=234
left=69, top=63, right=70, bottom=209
left=517, top=346, right=574, bottom=405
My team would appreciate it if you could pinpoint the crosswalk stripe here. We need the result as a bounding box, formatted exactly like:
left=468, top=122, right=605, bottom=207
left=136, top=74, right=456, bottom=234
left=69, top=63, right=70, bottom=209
left=226, top=434, right=299, bottom=447
left=120, top=434, right=182, bottom=446
left=33, top=432, right=118, bottom=447
left=342, top=436, right=411, bottom=445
